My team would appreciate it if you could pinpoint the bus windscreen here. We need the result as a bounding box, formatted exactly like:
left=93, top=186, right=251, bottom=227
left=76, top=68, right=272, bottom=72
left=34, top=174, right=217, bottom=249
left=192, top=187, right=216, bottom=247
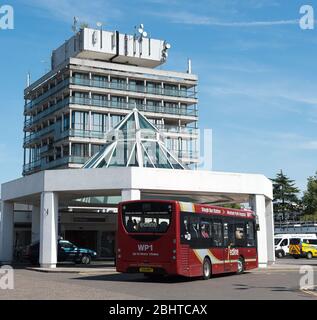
left=122, top=202, right=172, bottom=233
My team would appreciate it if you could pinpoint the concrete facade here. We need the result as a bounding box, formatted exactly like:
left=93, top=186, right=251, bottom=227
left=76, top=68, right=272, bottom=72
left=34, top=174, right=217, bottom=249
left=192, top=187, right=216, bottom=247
left=23, top=27, right=198, bottom=176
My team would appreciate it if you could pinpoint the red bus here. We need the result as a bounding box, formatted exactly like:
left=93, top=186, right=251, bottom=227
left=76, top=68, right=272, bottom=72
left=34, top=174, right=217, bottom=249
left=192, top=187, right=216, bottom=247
left=116, top=200, right=258, bottom=279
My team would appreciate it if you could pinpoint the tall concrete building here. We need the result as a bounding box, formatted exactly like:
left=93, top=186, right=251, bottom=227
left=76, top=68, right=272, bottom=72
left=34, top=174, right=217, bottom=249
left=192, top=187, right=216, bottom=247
left=23, top=27, right=199, bottom=176
left=0, top=25, right=274, bottom=268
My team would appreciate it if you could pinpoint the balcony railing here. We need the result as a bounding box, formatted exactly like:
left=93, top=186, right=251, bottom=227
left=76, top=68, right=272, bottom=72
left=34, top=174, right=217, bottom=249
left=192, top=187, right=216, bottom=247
left=24, top=98, right=70, bottom=128
left=70, top=96, right=197, bottom=117
left=23, top=124, right=56, bottom=145
left=24, top=79, right=70, bottom=112
left=155, top=124, right=198, bottom=135
left=70, top=77, right=197, bottom=98
left=169, top=149, right=199, bottom=159
left=36, top=156, right=89, bottom=171
left=56, top=129, right=109, bottom=141
left=23, top=159, right=41, bottom=173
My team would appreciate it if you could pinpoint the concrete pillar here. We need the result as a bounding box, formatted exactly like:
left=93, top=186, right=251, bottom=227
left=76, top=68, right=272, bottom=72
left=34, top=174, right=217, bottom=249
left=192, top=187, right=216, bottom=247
left=39, top=192, right=58, bottom=268
left=31, top=206, right=40, bottom=243
left=0, top=201, right=14, bottom=264
left=265, top=198, right=275, bottom=265
left=251, top=194, right=269, bottom=267
left=121, top=189, right=141, bottom=202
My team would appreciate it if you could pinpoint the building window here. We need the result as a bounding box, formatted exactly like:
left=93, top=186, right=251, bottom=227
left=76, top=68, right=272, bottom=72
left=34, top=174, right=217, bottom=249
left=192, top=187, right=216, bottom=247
left=72, top=111, right=89, bottom=131
left=91, top=113, right=106, bottom=132
left=111, top=77, right=126, bottom=90
left=111, top=96, right=125, bottom=107
left=72, top=143, right=89, bottom=157
left=110, top=115, right=123, bottom=128
left=92, top=75, right=108, bottom=89
left=92, top=94, right=108, bottom=107
left=91, top=144, right=103, bottom=156
left=147, top=82, right=161, bottom=94
left=63, top=114, right=70, bottom=131
left=129, top=98, right=143, bottom=108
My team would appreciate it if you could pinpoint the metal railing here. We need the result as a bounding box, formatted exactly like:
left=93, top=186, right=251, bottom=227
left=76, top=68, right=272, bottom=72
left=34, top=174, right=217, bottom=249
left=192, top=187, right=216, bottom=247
left=71, top=77, right=197, bottom=99
left=155, top=124, right=198, bottom=135
left=39, top=156, right=89, bottom=171
left=56, top=129, right=109, bottom=140
left=23, top=160, right=41, bottom=173
left=24, top=79, right=70, bottom=112
left=24, top=98, right=70, bottom=128
left=70, top=96, right=197, bottom=117
left=23, top=124, right=56, bottom=145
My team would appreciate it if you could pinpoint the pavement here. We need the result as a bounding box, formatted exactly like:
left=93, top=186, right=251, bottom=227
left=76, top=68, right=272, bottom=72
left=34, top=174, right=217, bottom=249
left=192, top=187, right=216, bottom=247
left=24, top=260, right=117, bottom=274
left=23, top=257, right=317, bottom=274
left=0, top=257, right=316, bottom=300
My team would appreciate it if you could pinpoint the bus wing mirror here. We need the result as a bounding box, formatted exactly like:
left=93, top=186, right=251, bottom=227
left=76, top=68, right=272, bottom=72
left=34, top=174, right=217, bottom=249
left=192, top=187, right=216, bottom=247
left=255, top=215, right=260, bottom=231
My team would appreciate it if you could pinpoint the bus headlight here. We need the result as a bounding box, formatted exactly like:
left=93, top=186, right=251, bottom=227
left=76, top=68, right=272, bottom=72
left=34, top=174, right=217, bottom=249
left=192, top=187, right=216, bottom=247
left=172, top=256, right=176, bottom=260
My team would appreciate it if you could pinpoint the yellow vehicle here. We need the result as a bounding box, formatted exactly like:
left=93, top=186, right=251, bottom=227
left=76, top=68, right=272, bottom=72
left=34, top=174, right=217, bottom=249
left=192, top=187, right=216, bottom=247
left=289, top=238, right=317, bottom=259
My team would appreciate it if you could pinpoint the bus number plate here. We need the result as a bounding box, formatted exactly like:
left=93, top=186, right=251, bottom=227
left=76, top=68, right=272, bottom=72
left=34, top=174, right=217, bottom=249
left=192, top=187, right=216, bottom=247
left=139, top=267, right=154, bottom=273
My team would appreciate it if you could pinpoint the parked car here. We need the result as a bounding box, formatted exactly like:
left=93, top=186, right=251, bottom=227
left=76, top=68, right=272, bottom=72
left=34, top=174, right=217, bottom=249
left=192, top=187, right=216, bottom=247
left=27, top=239, right=97, bottom=265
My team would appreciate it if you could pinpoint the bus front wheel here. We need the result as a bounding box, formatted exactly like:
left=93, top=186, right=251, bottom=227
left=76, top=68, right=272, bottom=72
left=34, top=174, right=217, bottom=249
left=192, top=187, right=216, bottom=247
left=202, top=258, right=211, bottom=280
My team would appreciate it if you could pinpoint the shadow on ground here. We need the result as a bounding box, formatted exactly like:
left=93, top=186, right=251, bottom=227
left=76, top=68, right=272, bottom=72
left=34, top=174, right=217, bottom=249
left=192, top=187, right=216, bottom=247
left=72, top=271, right=251, bottom=284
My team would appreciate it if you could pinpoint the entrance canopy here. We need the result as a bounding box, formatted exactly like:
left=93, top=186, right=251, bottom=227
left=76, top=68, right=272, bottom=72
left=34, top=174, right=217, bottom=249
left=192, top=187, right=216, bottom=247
left=1, top=167, right=274, bottom=268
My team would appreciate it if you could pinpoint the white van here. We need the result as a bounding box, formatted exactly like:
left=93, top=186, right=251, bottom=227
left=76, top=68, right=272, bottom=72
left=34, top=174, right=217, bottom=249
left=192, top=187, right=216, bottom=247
left=275, top=234, right=317, bottom=258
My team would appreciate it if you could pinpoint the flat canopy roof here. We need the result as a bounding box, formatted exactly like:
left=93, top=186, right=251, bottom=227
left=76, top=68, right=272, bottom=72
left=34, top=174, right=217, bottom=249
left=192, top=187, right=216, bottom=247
left=1, top=167, right=272, bottom=207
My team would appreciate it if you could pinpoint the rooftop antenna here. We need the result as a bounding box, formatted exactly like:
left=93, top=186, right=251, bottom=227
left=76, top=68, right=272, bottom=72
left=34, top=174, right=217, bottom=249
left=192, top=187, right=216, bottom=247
left=161, top=41, right=171, bottom=62
left=187, top=58, right=192, bottom=74
left=72, top=16, right=79, bottom=33
left=26, top=71, right=31, bottom=87
left=137, top=23, right=148, bottom=40
left=135, top=23, right=148, bottom=56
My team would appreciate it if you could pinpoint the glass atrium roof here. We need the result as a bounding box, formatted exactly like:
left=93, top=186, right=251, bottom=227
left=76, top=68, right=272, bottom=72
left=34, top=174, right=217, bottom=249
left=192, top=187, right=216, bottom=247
left=83, top=108, right=186, bottom=170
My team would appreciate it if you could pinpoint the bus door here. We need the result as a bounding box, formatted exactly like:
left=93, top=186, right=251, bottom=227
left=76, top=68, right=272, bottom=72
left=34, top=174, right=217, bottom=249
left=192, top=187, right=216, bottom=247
left=223, top=222, right=235, bottom=272
left=211, top=220, right=226, bottom=274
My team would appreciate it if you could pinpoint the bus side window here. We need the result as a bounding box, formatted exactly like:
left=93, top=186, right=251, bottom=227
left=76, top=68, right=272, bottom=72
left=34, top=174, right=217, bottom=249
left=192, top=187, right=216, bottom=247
left=234, top=222, right=246, bottom=247
left=212, top=221, right=223, bottom=247
left=246, top=221, right=256, bottom=247
left=200, top=219, right=212, bottom=239
left=180, top=215, right=191, bottom=243
left=190, top=217, right=200, bottom=240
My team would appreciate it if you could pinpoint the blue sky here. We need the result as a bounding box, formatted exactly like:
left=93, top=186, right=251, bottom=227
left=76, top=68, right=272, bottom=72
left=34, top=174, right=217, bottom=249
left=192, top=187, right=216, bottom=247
left=0, top=0, right=317, bottom=193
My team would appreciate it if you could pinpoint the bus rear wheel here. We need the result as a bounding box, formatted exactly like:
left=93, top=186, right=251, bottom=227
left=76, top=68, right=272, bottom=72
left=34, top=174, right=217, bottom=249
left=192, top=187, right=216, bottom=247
left=202, top=258, right=211, bottom=280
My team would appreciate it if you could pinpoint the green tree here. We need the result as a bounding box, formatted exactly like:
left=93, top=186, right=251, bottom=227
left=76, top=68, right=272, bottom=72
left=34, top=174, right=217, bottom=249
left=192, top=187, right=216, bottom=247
left=272, top=170, right=300, bottom=220
left=302, top=172, right=317, bottom=216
